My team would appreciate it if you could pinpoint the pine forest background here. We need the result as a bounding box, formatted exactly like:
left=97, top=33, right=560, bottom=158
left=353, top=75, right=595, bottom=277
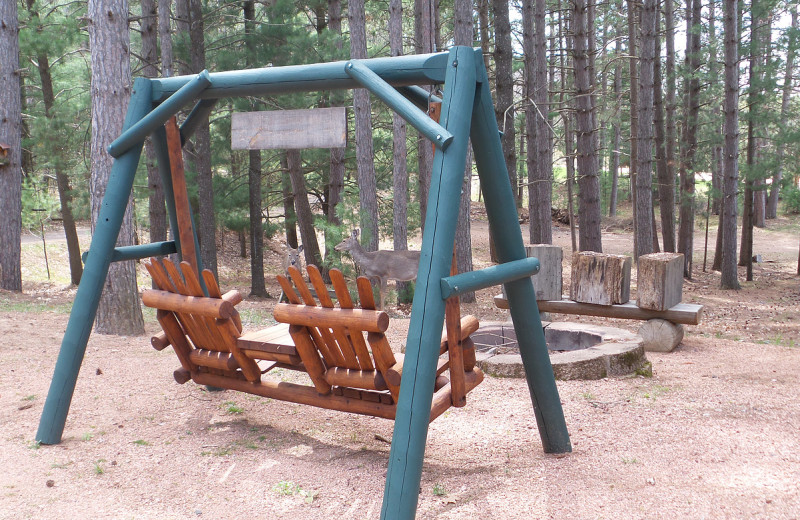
left=1, top=0, right=799, bottom=333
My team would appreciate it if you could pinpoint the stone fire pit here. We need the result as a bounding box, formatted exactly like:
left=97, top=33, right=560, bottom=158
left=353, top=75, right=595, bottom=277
left=471, top=321, right=650, bottom=380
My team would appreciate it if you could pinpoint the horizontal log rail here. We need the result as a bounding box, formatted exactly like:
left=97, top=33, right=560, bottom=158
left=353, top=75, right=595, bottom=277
left=493, top=295, right=703, bottom=326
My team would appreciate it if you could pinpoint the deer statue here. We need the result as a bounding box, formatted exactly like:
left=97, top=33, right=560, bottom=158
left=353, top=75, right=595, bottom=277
left=334, top=229, right=420, bottom=309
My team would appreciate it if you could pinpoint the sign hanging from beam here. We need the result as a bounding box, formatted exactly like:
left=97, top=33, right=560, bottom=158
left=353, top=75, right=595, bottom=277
left=231, top=107, right=347, bottom=150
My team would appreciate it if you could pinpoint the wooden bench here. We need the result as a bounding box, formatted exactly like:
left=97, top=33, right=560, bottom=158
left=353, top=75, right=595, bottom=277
left=493, top=294, right=703, bottom=352
left=142, top=259, right=484, bottom=421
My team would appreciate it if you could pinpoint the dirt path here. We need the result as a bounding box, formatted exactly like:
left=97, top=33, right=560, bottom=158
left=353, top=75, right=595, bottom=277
left=1, top=215, right=799, bottom=519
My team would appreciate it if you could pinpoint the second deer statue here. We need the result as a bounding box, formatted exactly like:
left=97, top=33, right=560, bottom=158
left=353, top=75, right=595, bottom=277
left=334, top=229, right=420, bottom=309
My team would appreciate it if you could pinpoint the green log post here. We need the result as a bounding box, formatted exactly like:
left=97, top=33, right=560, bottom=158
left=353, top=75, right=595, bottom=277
left=107, top=70, right=211, bottom=158
left=396, top=85, right=443, bottom=110
left=469, top=49, right=571, bottom=454
left=440, top=257, right=540, bottom=300
left=180, top=99, right=217, bottom=145
left=81, top=241, right=177, bottom=264
left=36, top=78, right=154, bottom=444
left=381, top=46, right=477, bottom=520
left=345, top=60, right=453, bottom=150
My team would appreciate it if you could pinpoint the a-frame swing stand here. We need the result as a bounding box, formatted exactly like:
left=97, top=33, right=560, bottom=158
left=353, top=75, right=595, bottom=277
left=36, top=47, right=571, bottom=520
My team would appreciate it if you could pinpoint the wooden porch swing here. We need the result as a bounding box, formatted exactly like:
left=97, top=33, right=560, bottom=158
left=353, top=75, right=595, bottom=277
left=141, top=116, right=483, bottom=420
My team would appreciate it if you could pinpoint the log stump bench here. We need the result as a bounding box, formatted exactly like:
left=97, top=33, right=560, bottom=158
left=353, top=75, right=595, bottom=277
left=493, top=295, right=703, bottom=352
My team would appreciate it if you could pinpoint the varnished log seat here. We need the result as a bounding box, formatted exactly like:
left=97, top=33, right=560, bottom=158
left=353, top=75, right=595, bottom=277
left=142, top=259, right=483, bottom=421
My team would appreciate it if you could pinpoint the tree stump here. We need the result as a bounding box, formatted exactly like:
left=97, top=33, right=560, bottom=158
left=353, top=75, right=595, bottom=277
left=569, top=252, right=632, bottom=305
left=503, top=244, right=563, bottom=301
left=637, top=252, right=684, bottom=311
left=639, top=318, right=684, bottom=352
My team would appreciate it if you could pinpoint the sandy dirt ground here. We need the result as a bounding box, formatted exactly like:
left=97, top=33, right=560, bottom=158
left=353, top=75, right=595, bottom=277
left=1, top=214, right=799, bottom=519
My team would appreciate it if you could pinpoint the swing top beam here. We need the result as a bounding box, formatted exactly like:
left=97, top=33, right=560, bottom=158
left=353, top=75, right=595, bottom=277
left=150, top=51, right=450, bottom=102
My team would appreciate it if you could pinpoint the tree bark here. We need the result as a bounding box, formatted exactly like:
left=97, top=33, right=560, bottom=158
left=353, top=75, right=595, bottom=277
left=327, top=0, right=345, bottom=227
left=768, top=6, right=797, bottom=219
left=286, top=150, right=324, bottom=269
left=494, top=0, right=517, bottom=209
left=454, top=0, right=474, bottom=302
left=187, top=0, right=216, bottom=276
left=281, top=154, right=298, bottom=249
left=89, top=0, right=144, bottom=334
left=635, top=0, right=657, bottom=259
left=141, top=0, right=167, bottom=254
left=720, top=0, right=740, bottom=289
left=609, top=10, right=623, bottom=218
left=677, top=0, right=701, bottom=278
left=664, top=0, right=677, bottom=231
left=0, top=0, right=22, bottom=291
left=559, top=0, right=577, bottom=252
left=527, top=0, right=553, bottom=245
left=244, top=1, right=266, bottom=296
left=34, top=50, right=84, bottom=286
left=573, top=0, right=603, bottom=252
left=709, top=0, right=723, bottom=219
left=158, top=0, right=173, bottom=77
left=389, top=0, right=412, bottom=301
left=415, top=0, right=434, bottom=230
left=349, top=0, right=379, bottom=252
left=653, top=1, right=672, bottom=252
left=628, top=0, right=639, bottom=252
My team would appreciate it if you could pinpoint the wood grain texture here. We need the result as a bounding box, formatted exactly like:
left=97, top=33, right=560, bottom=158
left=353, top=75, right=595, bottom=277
left=493, top=295, right=703, bottom=325
left=570, top=251, right=632, bottom=305
left=637, top=252, right=684, bottom=310
left=231, top=108, right=347, bottom=150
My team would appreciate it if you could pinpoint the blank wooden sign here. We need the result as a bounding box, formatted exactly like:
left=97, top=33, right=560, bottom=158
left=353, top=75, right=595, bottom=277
left=231, top=107, right=347, bottom=150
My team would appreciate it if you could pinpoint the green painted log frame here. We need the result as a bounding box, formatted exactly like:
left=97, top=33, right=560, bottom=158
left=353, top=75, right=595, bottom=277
left=381, top=46, right=478, bottom=520
left=345, top=60, right=453, bottom=149
left=440, top=257, right=540, bottom=299
left=35, top=47, right=570, bottom=520
left=36, top=78, right=154, bottom=444
left=469, top=49, right=572, bottom=454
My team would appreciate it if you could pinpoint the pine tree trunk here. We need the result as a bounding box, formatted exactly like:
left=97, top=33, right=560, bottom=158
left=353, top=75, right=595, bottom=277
left=527, top=0, right=553, bottom=245
left=494, top=0, right=517, bottom=208
left=281, top=155, right=298, bottom=249
left=89, top=0, right=144, bottom=335
left=628, top=0, right=639, bottom=252
left=768, top=7, right=797, bottom=219
left=0, top=0, right=22, bottom=291
left=453, top=0, right=475, bottom=302
left=559, top=0, right=577, bottom=252
left=609, top=13, right=622, bottom=218
left=415, top=0, right=434, bottom=230
left=141, top=0, right=167, bottom=252
left=286, top=150, right=324, bottom=269
left=327, top=0, right=345, bottom=227
left=573, top=0, right=602, bottom=252
left=654, top=2, right=674, bottom=252
left=677, top=0, right=701, bottom=278
left=635, top=0, right=657, bottom=259
left=158, top=0, right=173, bottom=77
left=720, top=0, right=740, bottom=289
left=187, top=0, right=216, bottom=276
left=349, top=0, right=379, bottom=251
left=389, top=0, right=412, bottom=301
left=243, top=1, right=266, bottom=296
left=664, top=0, right=677, bottom=230
left=708, top=0, right=723, bottom=219
left=35, top=50, right=83, bottom=286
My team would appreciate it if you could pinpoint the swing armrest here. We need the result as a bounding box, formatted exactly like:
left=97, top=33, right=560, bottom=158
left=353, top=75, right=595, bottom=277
left=142, top=289, right=237, bottom=319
